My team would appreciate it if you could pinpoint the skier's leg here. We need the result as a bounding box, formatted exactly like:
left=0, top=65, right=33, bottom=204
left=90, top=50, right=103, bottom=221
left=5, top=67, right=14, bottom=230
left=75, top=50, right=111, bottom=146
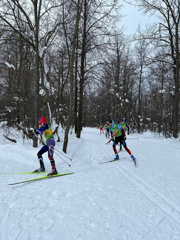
left=113, top=139, right=119, bottom=160
left=122, top=140, right=136, bottom=161
left=122, top=140, right=131, bottom=155
left=47, top=138, right=58, bottom=175
left=33, top=145, right=48, bottom=172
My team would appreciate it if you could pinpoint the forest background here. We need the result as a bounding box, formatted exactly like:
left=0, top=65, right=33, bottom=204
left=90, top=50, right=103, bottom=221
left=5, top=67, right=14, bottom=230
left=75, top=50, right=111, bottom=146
left=0, top=0, right=180, bottom=152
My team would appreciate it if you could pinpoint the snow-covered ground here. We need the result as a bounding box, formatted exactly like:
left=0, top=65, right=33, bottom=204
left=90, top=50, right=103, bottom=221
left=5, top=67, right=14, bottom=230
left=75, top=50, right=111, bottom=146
left=0, top=127, right=180, bottom=240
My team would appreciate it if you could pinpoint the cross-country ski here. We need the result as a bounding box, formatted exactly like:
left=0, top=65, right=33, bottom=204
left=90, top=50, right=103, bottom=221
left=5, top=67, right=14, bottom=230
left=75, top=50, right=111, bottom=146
left=8, top=172, right=74, bottom=185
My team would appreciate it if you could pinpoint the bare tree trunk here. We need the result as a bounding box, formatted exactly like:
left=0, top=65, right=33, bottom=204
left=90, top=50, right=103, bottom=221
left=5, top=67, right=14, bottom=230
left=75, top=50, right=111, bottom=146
left=33, top=0, right=41, bottom=147
left=74, top=46, right=78, bottom=135
left=172, top=23, right=180, bottom=138
left=63, top=0, right=81, bottom=153
left=114, top=39, right=121, bottom=122
left=76, top=0, right=87, bottom=138
left=138, top=65, right=142, bottom=133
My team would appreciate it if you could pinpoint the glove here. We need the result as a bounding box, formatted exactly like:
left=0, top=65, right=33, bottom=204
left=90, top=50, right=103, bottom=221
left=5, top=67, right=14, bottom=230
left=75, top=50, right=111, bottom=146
left=29, top=128, right=36, bottom=136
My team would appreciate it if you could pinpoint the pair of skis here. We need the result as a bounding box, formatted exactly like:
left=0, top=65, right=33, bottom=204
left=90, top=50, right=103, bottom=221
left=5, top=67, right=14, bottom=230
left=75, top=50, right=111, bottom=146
left=5, top=157, right=136, bottom=185
left=1, top=172, right=74, bottom=185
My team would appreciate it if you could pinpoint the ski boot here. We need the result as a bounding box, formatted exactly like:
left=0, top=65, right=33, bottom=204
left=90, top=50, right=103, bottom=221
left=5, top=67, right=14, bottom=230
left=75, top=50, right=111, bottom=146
left=131, top=155, right=136, bottom=165
left=47, top=168, right=58, bottom=176
left=33, top=161, right=45, bottom=173
left=114, top=154, right=119, bottom=160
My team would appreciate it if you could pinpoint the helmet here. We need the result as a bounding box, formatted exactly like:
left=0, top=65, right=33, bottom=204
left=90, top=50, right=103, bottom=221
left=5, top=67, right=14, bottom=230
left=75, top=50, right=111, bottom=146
left=120, top=118, right=124, bottom=123
left=38, top=116, right=47, bottom=126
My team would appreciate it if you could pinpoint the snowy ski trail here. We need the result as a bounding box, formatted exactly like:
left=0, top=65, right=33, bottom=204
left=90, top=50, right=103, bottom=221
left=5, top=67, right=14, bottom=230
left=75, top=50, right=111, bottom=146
left=0, top=127, right=180, bottom=240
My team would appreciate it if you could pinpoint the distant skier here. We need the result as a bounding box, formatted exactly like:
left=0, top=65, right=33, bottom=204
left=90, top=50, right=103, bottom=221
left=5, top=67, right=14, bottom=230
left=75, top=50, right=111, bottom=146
left=104, top=122, right=110, bottom=138
left=32, top=116, right=58, bottom=175
left=119, top=118, right=129, bottom=135
left=118, top=118, right=130, bottom=151
left=99, top=123, right=104, bottom=134
left=109, top=120, right=136, bottom=164
left=109, top=121, right=113, bottom=138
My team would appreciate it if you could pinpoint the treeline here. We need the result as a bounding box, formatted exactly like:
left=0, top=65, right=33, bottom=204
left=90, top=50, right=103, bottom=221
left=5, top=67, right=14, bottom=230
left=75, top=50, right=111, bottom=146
left=0, top=0, right=179, bottom=151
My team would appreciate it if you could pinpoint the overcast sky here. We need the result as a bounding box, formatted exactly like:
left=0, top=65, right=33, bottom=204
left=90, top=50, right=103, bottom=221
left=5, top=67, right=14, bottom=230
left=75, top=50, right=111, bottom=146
left=118, top=2, right=158, bottom=35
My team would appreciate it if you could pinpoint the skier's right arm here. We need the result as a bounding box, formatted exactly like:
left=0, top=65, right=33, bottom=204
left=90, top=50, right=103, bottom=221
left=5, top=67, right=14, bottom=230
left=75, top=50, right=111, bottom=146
left=35, top=125, right=48, bottom=135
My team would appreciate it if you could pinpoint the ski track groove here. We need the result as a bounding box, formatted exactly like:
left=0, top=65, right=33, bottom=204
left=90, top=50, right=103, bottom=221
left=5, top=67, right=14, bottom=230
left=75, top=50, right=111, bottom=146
left=99, top=138, right=180, bottom=226
left=69, top=137, right=83, bottom=160
left=118, top=166, right=180, bottom=225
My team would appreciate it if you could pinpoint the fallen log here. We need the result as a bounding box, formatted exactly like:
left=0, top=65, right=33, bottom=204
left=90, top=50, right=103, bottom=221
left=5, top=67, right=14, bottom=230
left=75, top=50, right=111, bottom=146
left=3, top=134, right=17, bottom=143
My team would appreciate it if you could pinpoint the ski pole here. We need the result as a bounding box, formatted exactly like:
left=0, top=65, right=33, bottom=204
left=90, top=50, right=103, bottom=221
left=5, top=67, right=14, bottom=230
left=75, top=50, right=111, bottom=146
left=32, top=130, right=71, bottom=167
left=36, top=133, right=71, bottom=167
left=52, top=147, right=72, bottom=161
left=54, top=151, right=71, bottom=167
left=106, top=138, right=113, bottom=144
left=33, top=130, right=72, bottom=161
